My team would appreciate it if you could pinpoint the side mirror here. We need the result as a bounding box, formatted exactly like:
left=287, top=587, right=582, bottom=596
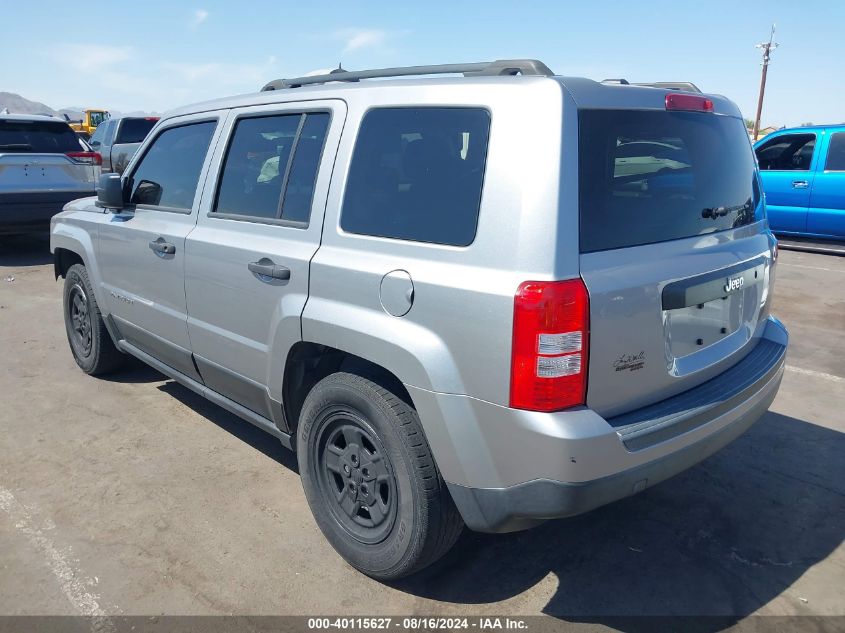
left=95, top=173, right=125, bottom=211
left=89, top=140, right=101, bottom=148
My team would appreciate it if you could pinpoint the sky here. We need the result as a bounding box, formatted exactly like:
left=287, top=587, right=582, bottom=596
left=1, top=0, right=842, bottom=127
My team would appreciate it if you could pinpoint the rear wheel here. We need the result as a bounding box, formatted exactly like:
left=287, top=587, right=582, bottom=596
left=297, top=372, right=463, bottom=580
left=63, top=263, right=124, bottom=375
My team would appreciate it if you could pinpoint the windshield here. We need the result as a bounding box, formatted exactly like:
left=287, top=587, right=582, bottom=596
left=579, top=110, right=762, bottom=253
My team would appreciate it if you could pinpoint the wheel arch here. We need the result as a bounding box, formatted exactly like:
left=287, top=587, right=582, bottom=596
left=282, top=341, right=413, bottom=437
left=50, top=225, right=108, bottom=309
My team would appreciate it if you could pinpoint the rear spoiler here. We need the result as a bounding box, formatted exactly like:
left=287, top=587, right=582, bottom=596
left=601, top=79, right=702, bottom=93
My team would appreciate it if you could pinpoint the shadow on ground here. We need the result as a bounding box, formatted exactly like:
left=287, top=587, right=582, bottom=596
left=393, top=412, right=845, bottom=629
left=142, top=372, right=845, bottom=630
left=0, top=234, right=52, bottom=267
left=158, top=381, right=297, bottom=473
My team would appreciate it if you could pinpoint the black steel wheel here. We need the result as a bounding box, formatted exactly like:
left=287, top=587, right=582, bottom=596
left=62, top=263, right=125, bottom=375
left=67, top=281, right=93, bottom=358
left=297, top=372, right=464, bottom=580
left=314, top=409, right=398, bottom=544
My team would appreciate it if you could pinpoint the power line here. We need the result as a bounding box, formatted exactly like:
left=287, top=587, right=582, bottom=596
left=752, top=24, right=778, bottom=141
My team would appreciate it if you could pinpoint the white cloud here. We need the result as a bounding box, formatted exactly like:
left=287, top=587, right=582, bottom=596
left=303, top=68, right=332, bottom=77
left=161, top=56, right=278, bottom=87
left=189, top=9, right=208, bottom=29
left=336, top=28, right=391, bottom=54
left=50, top=44, right=134, bottom=74
left=41, top=41, right=281, bottom=112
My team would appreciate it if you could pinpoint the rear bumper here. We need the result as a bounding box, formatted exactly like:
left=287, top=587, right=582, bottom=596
left=0, top=191, right=94, bottom=234
left=409, top=317, right=787, bottom=533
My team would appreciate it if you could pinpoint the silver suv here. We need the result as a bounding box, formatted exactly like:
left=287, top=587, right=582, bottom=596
left=50, top=60, right=788, bottom=580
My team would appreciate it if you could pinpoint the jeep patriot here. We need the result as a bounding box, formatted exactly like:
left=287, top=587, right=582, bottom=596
left=50, top=59, right=788, bottom=579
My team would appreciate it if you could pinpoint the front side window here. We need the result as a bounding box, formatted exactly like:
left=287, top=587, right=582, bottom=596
left=825, top=132, right=845, bottom=171
left=755, top=133, right=816, bottom=171
left=129, top=120, right=216, bottom=210
left=213, top=112, right=330, bottom=224
left=340, top=107, right=491, bottom=246
left=103, top=119, right=117, bottom=145
left=88, top=121, right=107, bottom=147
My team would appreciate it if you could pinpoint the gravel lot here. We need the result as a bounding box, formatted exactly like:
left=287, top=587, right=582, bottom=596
left=1, top=234, right=843, bottom=624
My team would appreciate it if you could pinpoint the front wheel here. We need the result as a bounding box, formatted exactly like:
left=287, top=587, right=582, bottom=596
left=297, top=372, right=463, bottom=580
left=63, top=263, right=124, bottom=375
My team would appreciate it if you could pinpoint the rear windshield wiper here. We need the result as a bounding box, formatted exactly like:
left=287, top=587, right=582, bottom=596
left=0, top=143, right=33, bottom=151
left=701, top=202, right=751, bottom=219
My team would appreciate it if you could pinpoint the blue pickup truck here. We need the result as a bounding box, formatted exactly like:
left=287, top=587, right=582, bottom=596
left=754, top=124, right=845, bottom=240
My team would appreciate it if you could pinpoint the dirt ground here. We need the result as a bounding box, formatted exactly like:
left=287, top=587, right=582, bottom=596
left=1, top=234, right=843, bottom=625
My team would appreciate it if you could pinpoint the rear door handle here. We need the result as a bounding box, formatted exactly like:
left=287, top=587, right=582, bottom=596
left=148, top=239, right=175, bottom=254
left=248, top=259, right=291, bottom=280
left=792, top=180, right=810, bottom=189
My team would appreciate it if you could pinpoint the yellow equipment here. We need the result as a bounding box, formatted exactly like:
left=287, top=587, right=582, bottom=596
left=66, top=109, right=110, bottom=138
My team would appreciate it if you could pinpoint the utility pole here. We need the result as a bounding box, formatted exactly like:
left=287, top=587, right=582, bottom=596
left=752, top=24, right=778, bottom=141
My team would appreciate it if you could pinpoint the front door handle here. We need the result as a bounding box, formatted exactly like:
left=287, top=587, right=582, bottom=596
left=248, top=259, right=291, bottom=280
left=792, top=180, right=810, bottom=189
left=148, top=238, right=175, bottom=255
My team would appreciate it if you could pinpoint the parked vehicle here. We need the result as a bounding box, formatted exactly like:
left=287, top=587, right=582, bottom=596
left=50, top=59, right=787, bottom=580
left=1, top=114, right=99, bottom=234
left=65, top=109, right=110, bottom=140
left=88, top=116, right=159, bottom=174
left=755, top=124, right=845, bottom=240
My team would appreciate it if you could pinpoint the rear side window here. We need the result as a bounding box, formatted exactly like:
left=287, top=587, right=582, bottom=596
left=341, top=107, right=490, bottom=246
left=755, top=133, right=816, bottom=171
left=129, top=121, right=216, bottom=211
left=579, top=110, right=761, bottom=253
left=213, top=112, right=330, bottom=224
left=116, top=118, right=158, bottom=144
left=825, top=132, right=845, bottom=171
left=0, top=119, right=80, bottom=153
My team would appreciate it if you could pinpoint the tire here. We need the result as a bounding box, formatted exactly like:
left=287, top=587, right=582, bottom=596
left=297, top=372, right=463, bottom=580
left=63, top=263, right=125, bottom=375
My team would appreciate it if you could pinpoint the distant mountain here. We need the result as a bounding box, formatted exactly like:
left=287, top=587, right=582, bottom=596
left=0, top=92, right=57, bottom=116
left=0, top=92, right=157, bottom=120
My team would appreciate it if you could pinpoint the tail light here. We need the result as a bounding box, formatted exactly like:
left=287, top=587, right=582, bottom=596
left=665, top=93, right=714, bottom=112
left=66, top=151, right=102, bottom=166
left=510, top=279, right=590, bottom=411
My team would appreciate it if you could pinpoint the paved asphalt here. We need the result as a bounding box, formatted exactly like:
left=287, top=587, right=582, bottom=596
left=0, top=234, right=843, bottom=626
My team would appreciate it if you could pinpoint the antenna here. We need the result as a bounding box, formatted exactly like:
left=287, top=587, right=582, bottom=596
left=752, top=24, right=779, bottom=141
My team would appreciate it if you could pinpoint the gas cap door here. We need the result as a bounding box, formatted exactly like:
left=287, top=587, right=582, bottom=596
left=379, top=270, right=414, bottom=317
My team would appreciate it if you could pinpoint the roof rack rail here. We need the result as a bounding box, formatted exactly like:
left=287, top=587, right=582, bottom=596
left=261, top=59, right=555, bottom=91
left=601, top=79, right=702, bottom=93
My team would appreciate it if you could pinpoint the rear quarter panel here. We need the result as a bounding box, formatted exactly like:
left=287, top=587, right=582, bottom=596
left=303, top=79, right=577, bottom=401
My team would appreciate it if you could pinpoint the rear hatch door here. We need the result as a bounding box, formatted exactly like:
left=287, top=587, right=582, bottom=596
left=577, top=105, right=775, bottom=418
left=0, top=118, right=97, bottom=193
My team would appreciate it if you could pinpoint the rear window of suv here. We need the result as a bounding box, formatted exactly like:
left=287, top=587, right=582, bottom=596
left=0, top=119, right=80, bottom=153
left=341, top=107, right=490, bottom=247
left=579, top=110, right=761, bottom=253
